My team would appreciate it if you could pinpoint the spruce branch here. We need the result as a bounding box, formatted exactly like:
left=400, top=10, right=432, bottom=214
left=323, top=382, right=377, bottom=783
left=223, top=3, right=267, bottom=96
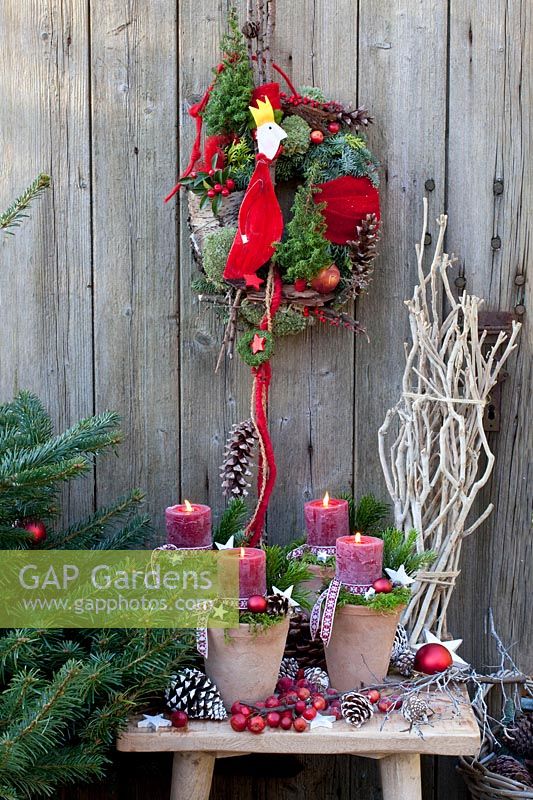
left=1, top=174, right=50, bottom=235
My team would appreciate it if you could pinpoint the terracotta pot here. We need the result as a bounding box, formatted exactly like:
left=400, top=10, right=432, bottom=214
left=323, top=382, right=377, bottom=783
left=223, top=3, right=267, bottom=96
left=205, top=616, right=290, bottom=709
left=325, top=604, right=403, bottom=691
left=301, top=564, right=335, bottom=607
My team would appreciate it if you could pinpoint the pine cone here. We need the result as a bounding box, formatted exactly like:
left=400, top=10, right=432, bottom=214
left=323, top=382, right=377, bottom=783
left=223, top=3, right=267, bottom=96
left=284, top=611, right=327, bottom=670
left=220, top=419, right=257, bottom=498
left=507, top=713, right=533, bottom=758
left=303, top=667, right=330, bottom=692
left=345, top=213, right=380, bottom=297
left=391, top=648, right=415, bottom=678
left=278, top=657, right=299, bottom=680
left=491, top=755, right=533, bottom=787
left=402, top=696, right=433, bottom=728
left=341, top=692, right=374, bottom=728
left=267, top=593, right=289, bottom=616
left=165, top=668, right=227, bottom=720
left=336, top=105, right=374, bottom=129
left=391, top=623, right=409, bottom=661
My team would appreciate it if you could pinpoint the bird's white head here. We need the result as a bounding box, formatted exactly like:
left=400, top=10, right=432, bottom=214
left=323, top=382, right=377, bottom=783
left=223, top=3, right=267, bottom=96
left=249, top=97, right=287, bottom=160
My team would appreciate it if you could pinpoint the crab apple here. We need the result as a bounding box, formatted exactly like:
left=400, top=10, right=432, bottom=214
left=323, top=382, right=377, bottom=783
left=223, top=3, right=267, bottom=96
left=265, top=695, right=279, bottom=708
left=378, top=697, right=402, bottom=713
left=247, top=715, right=266, bottom=734
left=310, top=264, right=341, bottom=294
left=327, top=122, right=341, bottom=134
left=297, top=687, right=311, bottom=700
left=230, top=713, right=248, bottom=732
left=256, top=701, right=265, bottom=709
left=326, top=688, right=338, bottom=696
left=372, top=577, right=393, bottom=594
left=330, top=706, right=342, bottom=720
left=280, top=715, right=293, bottom=730
left=310, top=130, right=325, bottom=144
left=230, top=701, right=242, bottom=715
left=329, top=699, right=341, bottom=709
left=295, top=700, right=307, bottom=715
left=281, top=710, right=293, bottom=720
left=266, top=711, right=281, bottom=728
left=277, top=677, right=293, bottom=693
left=293, top=717, right=308, bottom=732
left=238, top=704, right=252, bottom=718
left=313, top=695, right=327, bottom=711
left=366, top=689, right=381, bottom=704
left=285, top=692, right=299, bottom=706
left=303, top=706, right=317, bottom=721
left=170, top=710, right=188, bottom=729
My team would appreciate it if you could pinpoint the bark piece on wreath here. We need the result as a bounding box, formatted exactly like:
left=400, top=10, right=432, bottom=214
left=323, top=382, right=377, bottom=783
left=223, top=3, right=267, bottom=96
left=220, top=419, right=257, bottom=498
left=246, top=283, right=336, bottom=307
left=187, top=190, right=244, bottom=264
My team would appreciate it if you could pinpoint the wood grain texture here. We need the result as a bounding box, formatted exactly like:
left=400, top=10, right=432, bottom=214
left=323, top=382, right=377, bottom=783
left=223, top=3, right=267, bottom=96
left=0, top=0, right=94, bottom=524
left=90, top=0, right=179, bottom=536
left=354, top=0, right=448, bottom=501
left=445, top=0, right=533, bottom=675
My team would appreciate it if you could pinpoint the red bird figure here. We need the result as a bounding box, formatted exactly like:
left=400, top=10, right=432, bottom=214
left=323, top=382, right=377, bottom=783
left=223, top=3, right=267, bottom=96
left=223, top=97, right=287, bottom=283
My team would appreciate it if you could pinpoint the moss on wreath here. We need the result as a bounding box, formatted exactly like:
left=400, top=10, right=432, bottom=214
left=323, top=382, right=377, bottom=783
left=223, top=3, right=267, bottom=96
left=236, top=329, right=274, bottom=366
left=239, top=302, right=308, bottom=337
left=202, top=226, right=237, bottom=290
left=337, top=585, right=410, bottom=612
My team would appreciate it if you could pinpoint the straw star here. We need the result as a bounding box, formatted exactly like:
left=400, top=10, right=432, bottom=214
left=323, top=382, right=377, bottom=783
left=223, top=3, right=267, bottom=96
left=271, top=584, right=299, bottom=608
left=385, top=564, right=416, bottom=587
left=215, top=536, right=235, bottom=550
left=251, top=333, right=266, bottom=354
left=137, top=714, right=172, bottom=731
left=413, top=630, right=469, bottom=667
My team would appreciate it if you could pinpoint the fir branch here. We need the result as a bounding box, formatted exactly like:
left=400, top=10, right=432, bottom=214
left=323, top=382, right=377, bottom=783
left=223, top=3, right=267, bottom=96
left=0, top=174, right=50, bottom=235
left=354, top=494, right=390, bottom=533
left=214, top=498, right=248, bottom=544
left=377, top=527, right=436, bottom=574
left=264, top=544, right=313, bottom=609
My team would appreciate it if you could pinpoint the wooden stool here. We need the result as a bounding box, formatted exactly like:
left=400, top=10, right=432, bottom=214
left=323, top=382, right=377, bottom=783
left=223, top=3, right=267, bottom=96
left=117, top=687, right=479, bottom=800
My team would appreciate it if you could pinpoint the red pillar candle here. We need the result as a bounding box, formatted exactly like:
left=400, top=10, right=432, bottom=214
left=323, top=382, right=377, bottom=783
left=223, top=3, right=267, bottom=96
left=219, top=547, right=267, bottom=599
left=165, top=500, right=212, bottom=549
left=304, top=493, right=350, bottom=547
left=336, top=533, right=384, bottom=586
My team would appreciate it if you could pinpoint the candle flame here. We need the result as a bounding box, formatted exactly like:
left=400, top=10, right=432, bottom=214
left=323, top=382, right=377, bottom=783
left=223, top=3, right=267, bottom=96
left=183, top=499, right=193, bottom=512
left=240, top=547, right=245, bottom=559
left=354, top=532, right=362, bottom=544
left=322, top=491, right=330, bottom=508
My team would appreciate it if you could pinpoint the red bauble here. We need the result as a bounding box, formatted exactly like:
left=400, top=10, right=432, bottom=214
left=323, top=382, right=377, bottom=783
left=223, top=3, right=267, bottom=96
left=310, top=130, right=325, bottom=144
left=310, top=264, right=341, bottom=294
left=247, top=595, right=268, bottom=614
left=327, top=122, right=340, bottom=133
left=413, top=643, right=453, bottom=675
left=372, top=577, right=393, bottom=594
left=22, top=519, right=47, bottom=544
left=170, top=710, right=188, bottom=729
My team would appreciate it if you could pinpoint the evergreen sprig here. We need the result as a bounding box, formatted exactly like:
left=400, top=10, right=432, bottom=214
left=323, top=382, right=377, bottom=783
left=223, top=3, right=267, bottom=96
left=264, top=544, right=313, bottom=609
left=377, top=527, right=436, bottom=574
left=1, top=174, right=50, bottom=236
left=338, top=492, right=390, bottom=534
left=213, top=497, right=248, bottom=545
left=303, top=132, right=379, bottom=185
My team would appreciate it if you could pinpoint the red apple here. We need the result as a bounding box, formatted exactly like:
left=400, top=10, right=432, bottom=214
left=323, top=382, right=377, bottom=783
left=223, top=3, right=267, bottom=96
left=265, top=695, right=279, bottom=708
left=230, top=701, right=242, bottom=715
left=238, top=704, right=252, bottom=718
left=310, top=264, right=341, bottom=294
left=303, top=706, right=317, bottom=721
left=297, top=687, right=311, bottom=700
left=366, top=689, right=381, bottom=704
left=327, top=122, right=341, bottom=134
left=295, top=700, right=307, bottom=715
left=312, top=695, right=327, bottom=711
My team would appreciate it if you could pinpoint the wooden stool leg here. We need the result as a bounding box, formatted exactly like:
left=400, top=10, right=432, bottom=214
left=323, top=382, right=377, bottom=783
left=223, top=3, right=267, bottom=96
left=379, top=753, right=422, bottom=800
left=170, top=752, right=215, bottom=800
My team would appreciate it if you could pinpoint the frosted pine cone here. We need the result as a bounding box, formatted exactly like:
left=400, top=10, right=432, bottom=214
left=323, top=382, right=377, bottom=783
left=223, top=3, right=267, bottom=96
left=391, top=648, right=415, bottom=678
left=341, top=692, right=374, bottom=728
left=402, top=696, right=433, bottom=729
left=165, top=668, right=227, bottom=720
left=278, top=657, right=299, bottom=680
left=303, top=667, right=330, bottom=692
left=220, top=419, right=257, bottom=498
left=391, top=623, right=409, bottom=661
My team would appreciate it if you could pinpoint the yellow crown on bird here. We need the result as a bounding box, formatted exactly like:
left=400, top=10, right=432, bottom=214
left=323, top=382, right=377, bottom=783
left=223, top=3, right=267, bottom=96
left=249, top=96, right=276, bottom=128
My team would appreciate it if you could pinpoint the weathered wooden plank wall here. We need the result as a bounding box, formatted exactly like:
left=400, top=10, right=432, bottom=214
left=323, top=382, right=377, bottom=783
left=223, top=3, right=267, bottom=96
left=0, top=2, right=531, bottom=799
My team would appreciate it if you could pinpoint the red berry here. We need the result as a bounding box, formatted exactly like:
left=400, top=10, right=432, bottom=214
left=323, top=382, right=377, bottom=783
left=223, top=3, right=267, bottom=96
left=329, top=699, right=341, bottom=709
left=285, top=692, right=298, bottom=706
left=366, top=689, right=381, bottom=704
left=277, top=677, right=293, bottom=693
left=256, top=701, right=265, bottom=709
left=303, top=706, right=317, bottom=721
left=281, top=710, right=293, bottom=720
left=170, top=710, right=188, bottom=729
left=214, top=183, right=223, bottom=193
left=247, top=715, right=266, bottom=734
left=297, top=687, right=311, bottom=700
left=372, top=577, right=394, bottom=594
left=293, top=717, right=308, bottom=733
left=313, top=696, right=327, bottom=711
left=238, top=704, right=252, bottom=717
left=295, top=700, right=307, bottom=715
left=230, top=713, right=247, bottom=732
left=190, top=171, right=197, bottom=178
left=225, top=178, right=235, bottom=191
left=207, top=189, right=216, bottom=198
left=208, top=168, right=215, bottom=176
left=280, top=715, right=293, bottom=730
left=265, top=695, right=279, bottom=708
left=22, top=519, right=47, bottom=544
left=310, top=130, right=325, bottom=144
left=330, top=706, right=342, bottom=720
left=230, top=701, right=242, bottom=715
left=378, top=697, right=401, bottom=713
left=326, top=688, right=338, bottom=696
left=327, top=122, right=340, bottom=133
left=247, top=595, right=268, bottom=614
left=266, top=711, right=281, bottom=728
left=221, top=187, right=230, bottom=197
left=294, top=278, right=308, bottom=292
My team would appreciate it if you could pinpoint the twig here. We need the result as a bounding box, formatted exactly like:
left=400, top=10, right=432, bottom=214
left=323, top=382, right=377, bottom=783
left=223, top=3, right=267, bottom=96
left=1, top=174, right=50, bottom=235
left=215, top=290, right=243, bottom=373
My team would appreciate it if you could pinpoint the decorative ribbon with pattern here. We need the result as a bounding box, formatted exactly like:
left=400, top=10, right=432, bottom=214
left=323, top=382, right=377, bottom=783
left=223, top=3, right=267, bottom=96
left=310, top=578, right=372, bottom=646
left=287, top=544, right=337, bottom=560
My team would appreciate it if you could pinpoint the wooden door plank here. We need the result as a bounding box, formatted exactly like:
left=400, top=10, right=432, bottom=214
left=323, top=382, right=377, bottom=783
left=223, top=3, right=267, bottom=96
left=446, top=0, right=533, bottom=673
left=355, top=1, right=448, bottom=503
left=0, top=0, right=94, bottom=524
left=90, top=0, right=179, bottom=535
